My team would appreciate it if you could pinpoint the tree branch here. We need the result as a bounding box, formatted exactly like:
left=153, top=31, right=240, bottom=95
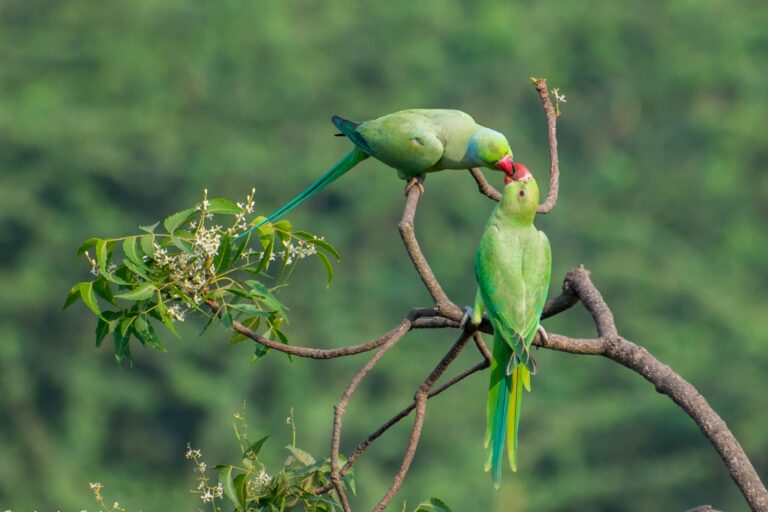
left=532, top=267, right=768, bottom=511
left=533, top=77, right=561, bottom=214
left=215, top=304, right=438, bottom=359
left=468, top=167, right=502, bottom=201
left=398, top=174, right=463, bottom=320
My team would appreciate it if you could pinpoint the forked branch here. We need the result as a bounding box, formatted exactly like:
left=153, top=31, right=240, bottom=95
left=467, top=77, right=561, bottom=213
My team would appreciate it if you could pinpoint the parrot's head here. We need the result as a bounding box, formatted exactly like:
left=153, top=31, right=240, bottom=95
left=468, top=128, right=513, bottom=172
left=500, top=163, right=539, bottom=222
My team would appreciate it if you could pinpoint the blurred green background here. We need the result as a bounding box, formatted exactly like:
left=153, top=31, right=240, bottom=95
left=1, top=0, right=767, bottom=510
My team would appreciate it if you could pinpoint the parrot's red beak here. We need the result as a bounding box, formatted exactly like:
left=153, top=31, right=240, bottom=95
left=511, top=162, right=532, bottom=182
left=500, top=160, right=532, bottom=184
left=495, top=155, right=514, bottom=175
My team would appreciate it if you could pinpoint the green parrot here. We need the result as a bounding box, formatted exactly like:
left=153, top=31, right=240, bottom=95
left=469, top=163, right=551, bottom=487
left=238, top=109, right=513, bottom=238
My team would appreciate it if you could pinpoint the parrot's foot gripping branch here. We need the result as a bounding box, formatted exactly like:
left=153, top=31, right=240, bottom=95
left=404, top=175, right=426, bottom=196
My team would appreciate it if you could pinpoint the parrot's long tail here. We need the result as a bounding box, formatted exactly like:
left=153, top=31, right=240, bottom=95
left=485, top=335, right=529, bottom=488
left=236, top=147, right=369, bottom=239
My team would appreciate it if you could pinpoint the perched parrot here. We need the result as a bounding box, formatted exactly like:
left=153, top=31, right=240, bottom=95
left=469, top=163, right=551, bottom=487
left=238, top=109, right=513, bottom=238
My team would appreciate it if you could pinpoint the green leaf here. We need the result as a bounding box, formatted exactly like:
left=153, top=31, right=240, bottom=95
left=286, top=445, right=316, bottom=466
left=218, top=465, right=244, bottom=508
left=95, top=317, right=111, bottom=347
left=92, top=277, right=117, bottom=306
left=115, top=283, right=156, bottom=301
left=214, top=234, right=232, bottom=273
left=171, top=235, right=195, bottom=254
left=123, top=259, right=151, bottom=280
left=272, top=326, right=290, bottom=346
left=95, top=239, right=109, bottom=275
left=76, top=237, right=100, bottom=256
left=255, top=235, right=274, bottom=273
left=122, top=237, right=146, bottom=268
left=163, top=207, right=198, bottom=234
left=316, top=251, right=334, bottom=287
left=244, top=435, right=269, bottom=459
left=252, top=343, right=269, bottom=362
left=245, top=280, right=286, bottom=316
left=273, top=219, right=292, bottom=233
left=113, top=322, right=132, bottom=363
left=140, top=234, right=155, bottom=258
left=232, top=232, right=251, bottom=263
left=103, top=266, right=132, bottom=285
left=414, top=498, right=453, bottom=512
left=219, top=307, right=233, bottom=329
left=229, top=304, right=271, bottom=317
left=80, top=281, right=101, bottom=317
left=133, top=315, right=164, bottom=350
left=208, top=198, right=242, bottom=214
left=233, top=473, right=248, bottom=508
left=229, top=316, right=260, bottom=345
left=342, top=468, right=356, bottom=496
left=63, top=282, right=84, bottom=309
left=139, top=222, right=159, bottom=233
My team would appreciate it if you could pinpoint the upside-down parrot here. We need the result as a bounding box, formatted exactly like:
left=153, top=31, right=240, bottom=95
left=470, top=163, right=551, bottom=487
left=238, top=109, right=513, bottom=238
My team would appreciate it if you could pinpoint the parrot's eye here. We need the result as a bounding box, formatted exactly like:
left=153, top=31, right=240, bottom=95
left=518, top=190, right=525, bottom=197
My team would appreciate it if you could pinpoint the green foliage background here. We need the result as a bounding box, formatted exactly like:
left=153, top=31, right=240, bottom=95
left=1, top=0, right=767, bottom=510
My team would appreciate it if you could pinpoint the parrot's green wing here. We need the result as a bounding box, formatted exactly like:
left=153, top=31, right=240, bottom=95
left=356, top=111, right=445, bottom=175
left=475, top=226, right=551, bottom=369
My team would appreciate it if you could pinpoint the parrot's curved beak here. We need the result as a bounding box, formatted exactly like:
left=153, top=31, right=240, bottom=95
left=495, top=155, right=514, bottom=174
left=504, top=162, right=532, bottom=185
left=512, top=162, right=532, bottom=181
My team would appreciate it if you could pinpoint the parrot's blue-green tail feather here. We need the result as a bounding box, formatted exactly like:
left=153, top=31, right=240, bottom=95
left=507, top=364, right=526, bottom=472
left=485, top=333, right=512, bottom=488
left=485, top=331, right=529, bottom=488
left=490, top=370, right=511, bottom=488
left=236, top=147, right=369, bottom=239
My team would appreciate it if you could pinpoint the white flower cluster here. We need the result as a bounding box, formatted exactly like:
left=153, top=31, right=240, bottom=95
left=186, top=444, right=224, bottom=505
left=194, top=225, right=222, bottom=260
left=254, top=469, right=272, bottom=490
left=278, top=238, right=318, bottom=265
left=232, top=187, right=257, bottom=233
left=152, top=224, right=220, bottom=310
left=167, top=303, right=186, bottom=323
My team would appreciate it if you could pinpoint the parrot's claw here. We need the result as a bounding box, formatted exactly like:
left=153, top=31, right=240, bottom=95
left=404, top=177, right=425, bottom=196
left=536, top=324, right=549, bottom=344
left=460, top=306, right=473, bottom=330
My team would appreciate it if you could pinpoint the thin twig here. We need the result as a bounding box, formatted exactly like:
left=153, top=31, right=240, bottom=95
left=216, top=305, right=437, bottom=359
left=373, top=329, right=475, bottom=512
left=468, top=168, right=502, bottom=201
left=313, top=356, right=490, bottom=495
left=533, top=77, right=561, bottom=214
